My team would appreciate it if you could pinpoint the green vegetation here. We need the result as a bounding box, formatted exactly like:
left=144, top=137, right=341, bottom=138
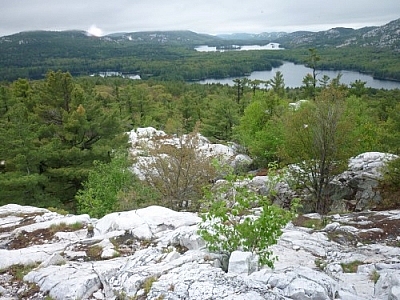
left=1, top=28, right=400, bottom=82
left=199, top=165, right=299, bottom=268
left=47, top=207, right=69, bottom=215
left=143, top=276, right=158, bottom=295
left=370, top=269, right=380, bottom=284
left=0, top=42, right=399, bottom=217
left=280, top=84, right=358, bottom=214
left=300, top=218, right=328, bottom=230
left=314, top=258, right=327, bottom=271
left=86, top=244, right=103, bottom=260
left=378, top=157, right=400, bottom=209
left=137, top=126, right=217, bottom=211
left=0, top=71, right=128, bottom=211
left=0, top=263, right=39, bottom=281
left=76, top=151, right=136, bottom=218
left=0, top=27, right=399, bottom=297
left=49, top=222, right=84, bottom=233
left=340, top=260, right=364, bottom=273
left=233, top=90, right=285, bottom=166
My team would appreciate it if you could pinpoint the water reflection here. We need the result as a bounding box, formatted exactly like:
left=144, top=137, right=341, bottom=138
left=197, top=62, right=400, bottom=90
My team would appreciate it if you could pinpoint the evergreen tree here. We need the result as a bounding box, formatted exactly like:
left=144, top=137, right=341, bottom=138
left=201, top=93, right=239, bottom=141
left=0, top=71, right=128, bottom=210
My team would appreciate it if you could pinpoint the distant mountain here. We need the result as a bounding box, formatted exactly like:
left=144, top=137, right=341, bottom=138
left=0, top=19, right=399, bottom=81
left=273, top=19, right=399, bottom=51
left=216, top=32, right=288, bottom=41
left=1, top=19, right=399, bottom=50
left=216, top=18, right=400, bottom=51
left=0, top=29, right=220, bottom=46
left=106, top=30, right=221, bottom=44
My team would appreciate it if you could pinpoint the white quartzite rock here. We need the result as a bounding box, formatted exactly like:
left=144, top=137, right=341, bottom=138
left=2, top=204, right=400, bottom=299
left=228, top=251, right=259, bottom=275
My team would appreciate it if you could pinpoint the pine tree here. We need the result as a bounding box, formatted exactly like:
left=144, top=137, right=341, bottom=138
left=0, top=71, right=128, bottom=210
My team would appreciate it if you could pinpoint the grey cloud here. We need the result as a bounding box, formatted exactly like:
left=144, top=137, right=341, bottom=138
left=0, top=0, right=399, bottom=37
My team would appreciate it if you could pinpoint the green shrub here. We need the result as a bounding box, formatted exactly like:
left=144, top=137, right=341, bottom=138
left=384, top=157, right=400, bottom=187
left=49, top=222, right=83, bottom=233
left=47, top=207, right=69, bottom=215
left=314, top=258, right=327, bottom=270
left=198, top=169, right=298, bottom=268
left=76, top=150, right=137, bottom=218
left=137, top=126, right=217, bottom=211
left=0, top=263, right=39, bottom=281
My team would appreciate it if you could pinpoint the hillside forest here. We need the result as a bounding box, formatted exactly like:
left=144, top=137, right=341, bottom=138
left=1, top=27, right=400, bottom=82
left=1, top=60, right=399, bottom=214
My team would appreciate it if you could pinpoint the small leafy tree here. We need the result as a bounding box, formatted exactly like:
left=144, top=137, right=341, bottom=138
left=201, top=93, right=240, bottom=141
left=137, top=125, right=217, bottom=211
left=280, top=85, right=356, bottom=214
left=76, top=150, right=135, bottom=218
left=233, top=90, right=285, bottom=168
left=381, top=101, right=400, bottom=154
left=199, top=165, right=297, bottom=268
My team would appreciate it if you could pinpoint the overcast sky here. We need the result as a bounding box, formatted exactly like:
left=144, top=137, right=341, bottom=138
left=1, top=0, right=399, bottom=37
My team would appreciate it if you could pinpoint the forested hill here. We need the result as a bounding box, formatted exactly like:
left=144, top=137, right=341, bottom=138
left=217, top=18, right=400, bottom=51
left=275, top=18, right=400, bottom=50
left=0, top=18, right=399, bottom=82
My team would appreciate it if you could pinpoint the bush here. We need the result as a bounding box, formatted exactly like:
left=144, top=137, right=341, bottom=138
left=76, top=150, right=136, bottom=218
left=198, top=171, right=298, bottom=268
left=137, top=126, right=217, bottom=211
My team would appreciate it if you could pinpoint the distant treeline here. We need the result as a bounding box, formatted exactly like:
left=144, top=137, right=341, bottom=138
left=0, top=31, right=400, bottom=82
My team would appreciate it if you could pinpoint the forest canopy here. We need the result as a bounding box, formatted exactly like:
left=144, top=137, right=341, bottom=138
left=0, top=68, right=399, bottom=213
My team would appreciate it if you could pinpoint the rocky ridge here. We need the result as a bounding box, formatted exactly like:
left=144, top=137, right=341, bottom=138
left=129, top=127, right=397, bottom=213
left=1, top=202, right=400, bottom=299
left=1, top=130, right=399, bottom=299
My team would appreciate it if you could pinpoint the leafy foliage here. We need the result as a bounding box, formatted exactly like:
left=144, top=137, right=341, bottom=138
left=280, top=85, right=357, bottom=213
left=76, top=151, right=136, bottom=218
left=201, top=92, right=240, bottom=141
left=233, top=90, right=285, bottom=167
left=379, top=157, right=400, bottom=209
left=1, top=64, right=400, bottom=215
left=383, top=158, right=400, bottom=190
left=199, top=165, right=298, bottom=268
left=137, top=126, right=217, bottom=211
left=380, top=102, right=400, bottom=154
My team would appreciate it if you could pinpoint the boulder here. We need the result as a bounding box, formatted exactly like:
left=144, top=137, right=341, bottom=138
left=228, top=251, right=259, bottom=275
left=328, top=152, right=398, bottom=211
left=375, top=272, right=400, bottom=299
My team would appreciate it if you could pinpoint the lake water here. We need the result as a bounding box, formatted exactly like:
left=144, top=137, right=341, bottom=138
left=196, top=62, right=400, bottom=90
left=195, top=43, right=283, bottom=52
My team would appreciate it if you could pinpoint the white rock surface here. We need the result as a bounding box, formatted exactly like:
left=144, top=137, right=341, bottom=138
left=1, top=204, right=400, bottom=299
left=128, top=127, right=253, bottom=179
left=228, top=251, right=259, bottom=275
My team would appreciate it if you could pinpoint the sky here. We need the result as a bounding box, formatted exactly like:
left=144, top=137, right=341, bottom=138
left=1, top=0, right=399, bottom=37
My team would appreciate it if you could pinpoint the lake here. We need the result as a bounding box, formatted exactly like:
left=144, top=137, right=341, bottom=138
left=195, top=43, right=283, bottom=52
left=196, top=62, right=400, bottom=90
